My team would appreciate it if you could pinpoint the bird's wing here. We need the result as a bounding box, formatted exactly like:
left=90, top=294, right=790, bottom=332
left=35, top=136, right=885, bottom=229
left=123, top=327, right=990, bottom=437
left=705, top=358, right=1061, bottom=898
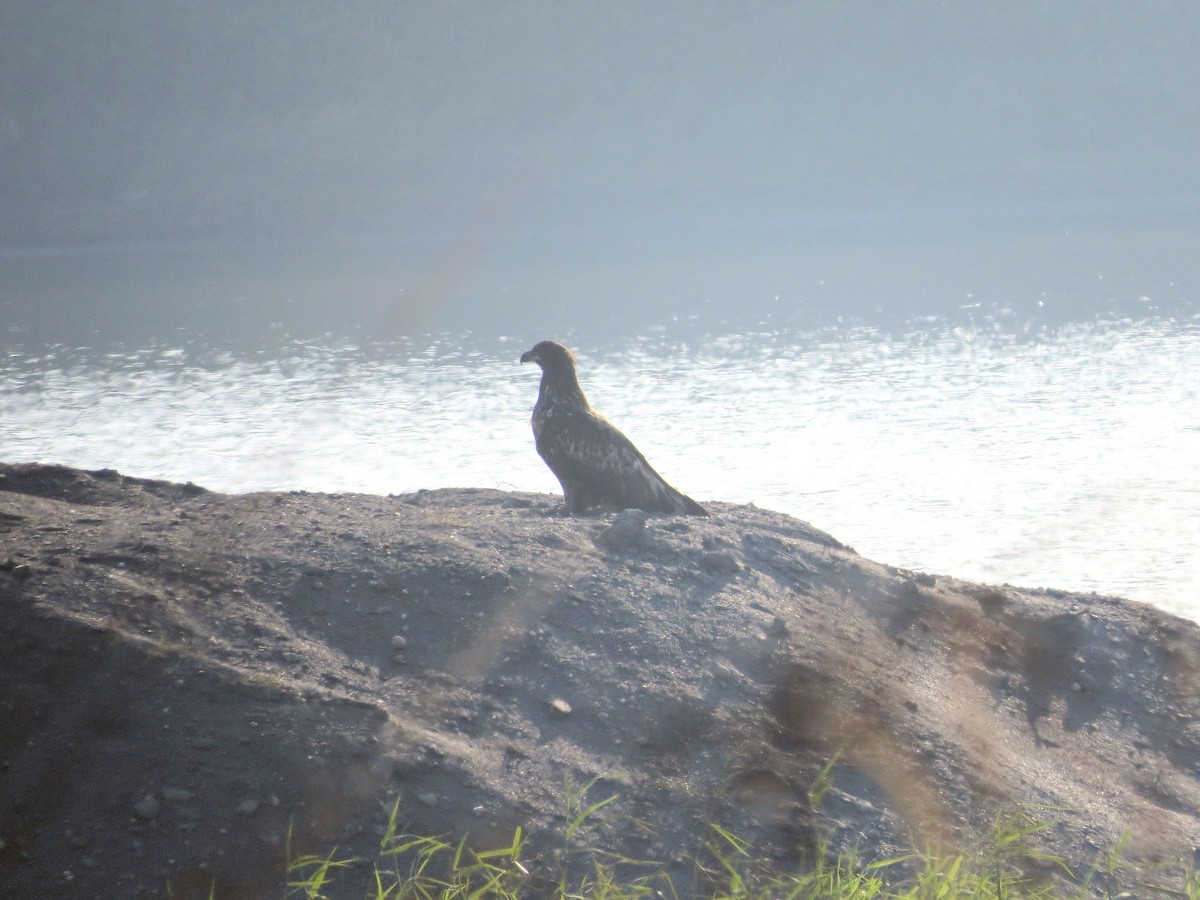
left=538, top=405, right=684, bottom=510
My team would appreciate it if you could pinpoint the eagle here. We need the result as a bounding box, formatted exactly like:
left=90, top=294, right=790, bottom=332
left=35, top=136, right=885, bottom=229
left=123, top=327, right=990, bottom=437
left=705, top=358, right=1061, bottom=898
left=519, top=340, right=707, bottom=516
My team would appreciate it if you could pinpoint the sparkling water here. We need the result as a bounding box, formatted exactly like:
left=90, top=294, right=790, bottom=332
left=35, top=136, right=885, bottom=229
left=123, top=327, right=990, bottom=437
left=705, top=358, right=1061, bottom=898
left=3, top=315, right=1198, bottom=620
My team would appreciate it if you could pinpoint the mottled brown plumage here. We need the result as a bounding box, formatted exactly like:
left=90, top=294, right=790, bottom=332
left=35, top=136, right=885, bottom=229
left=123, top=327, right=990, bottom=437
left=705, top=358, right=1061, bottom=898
left=519, top=340, right=706, bottom=516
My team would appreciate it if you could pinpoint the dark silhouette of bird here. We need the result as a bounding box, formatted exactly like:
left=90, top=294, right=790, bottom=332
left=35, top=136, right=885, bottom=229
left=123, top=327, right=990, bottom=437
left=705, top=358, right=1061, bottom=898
left=519, top=340, right=707, bottom=516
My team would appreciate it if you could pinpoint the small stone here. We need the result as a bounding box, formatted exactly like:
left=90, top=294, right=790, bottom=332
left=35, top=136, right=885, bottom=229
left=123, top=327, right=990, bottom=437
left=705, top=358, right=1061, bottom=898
left=698, top=550, right=740, bottom=575
left=237, top=798, right=260, bottom=815
left=974, top=588, right=1008, bottom=614
left=596, top=510, right=653, bottom=552
left=133, top=794, right=161, bottom=820
left=549, top=698, right=572, bottom=716
left=417, top=792, right=438, bottom=807
left=390, top=635, right=408, bottom=650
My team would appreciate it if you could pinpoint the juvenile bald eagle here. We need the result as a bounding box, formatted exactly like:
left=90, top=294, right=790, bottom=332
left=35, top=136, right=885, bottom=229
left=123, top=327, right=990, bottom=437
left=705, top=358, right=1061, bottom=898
left=520, top=340, right=707, bottom=516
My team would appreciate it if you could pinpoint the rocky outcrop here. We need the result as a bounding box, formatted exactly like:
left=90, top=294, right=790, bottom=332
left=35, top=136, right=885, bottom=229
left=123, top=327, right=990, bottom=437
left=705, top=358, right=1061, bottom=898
left=1, top=463, right=1198, bottom=897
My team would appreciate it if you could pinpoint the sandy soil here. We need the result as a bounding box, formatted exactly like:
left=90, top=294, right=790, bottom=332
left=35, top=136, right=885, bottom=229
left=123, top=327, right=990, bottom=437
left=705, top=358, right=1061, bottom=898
left=1, top=462, right=1199, bottom=898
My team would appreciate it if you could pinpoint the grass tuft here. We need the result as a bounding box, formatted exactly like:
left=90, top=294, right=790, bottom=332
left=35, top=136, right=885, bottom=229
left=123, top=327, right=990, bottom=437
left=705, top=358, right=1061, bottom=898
left=275, top=770, right=1199, bottom=899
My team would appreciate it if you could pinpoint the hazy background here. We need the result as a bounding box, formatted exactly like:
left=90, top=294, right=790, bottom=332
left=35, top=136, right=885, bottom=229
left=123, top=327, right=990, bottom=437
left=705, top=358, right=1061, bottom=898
left=3, top=1, right=1199, bottom=346
left=3, top=3, right=1199, bottom=613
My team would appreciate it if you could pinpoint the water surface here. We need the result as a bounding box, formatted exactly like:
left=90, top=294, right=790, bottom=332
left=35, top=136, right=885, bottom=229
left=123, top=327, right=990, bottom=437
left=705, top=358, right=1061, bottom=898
left=3, top=316, right=1198, bottom=620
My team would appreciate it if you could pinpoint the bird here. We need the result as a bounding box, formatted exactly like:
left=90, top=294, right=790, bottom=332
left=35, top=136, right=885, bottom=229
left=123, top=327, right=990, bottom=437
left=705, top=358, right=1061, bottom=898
left=519, top=340, right=707, bottom=516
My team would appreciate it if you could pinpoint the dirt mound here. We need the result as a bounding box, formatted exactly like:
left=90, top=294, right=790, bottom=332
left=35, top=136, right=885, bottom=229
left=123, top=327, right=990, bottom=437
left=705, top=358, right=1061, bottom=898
left=0, top=462, right=207, bottom=507
left=2, top=463, right=1198, bottom=897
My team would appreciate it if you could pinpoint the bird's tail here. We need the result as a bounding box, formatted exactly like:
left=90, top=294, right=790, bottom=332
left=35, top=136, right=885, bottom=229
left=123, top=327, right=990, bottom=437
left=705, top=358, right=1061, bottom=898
left=674, top=491, right=708, bottom=516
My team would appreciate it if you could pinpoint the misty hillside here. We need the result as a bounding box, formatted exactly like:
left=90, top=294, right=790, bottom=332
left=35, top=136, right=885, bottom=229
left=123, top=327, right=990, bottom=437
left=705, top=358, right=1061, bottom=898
left=3, top=2, right=1199, bottom=249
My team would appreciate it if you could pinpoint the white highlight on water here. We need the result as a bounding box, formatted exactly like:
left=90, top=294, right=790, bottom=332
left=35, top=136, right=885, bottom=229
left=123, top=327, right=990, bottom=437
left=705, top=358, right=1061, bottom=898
left=3, top=319, right=1198, bottom=620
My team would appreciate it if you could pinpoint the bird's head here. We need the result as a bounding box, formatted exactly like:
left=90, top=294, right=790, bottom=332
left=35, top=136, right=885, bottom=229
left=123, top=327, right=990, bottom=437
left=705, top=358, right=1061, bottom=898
left=520, top=340, right=577, bottom=378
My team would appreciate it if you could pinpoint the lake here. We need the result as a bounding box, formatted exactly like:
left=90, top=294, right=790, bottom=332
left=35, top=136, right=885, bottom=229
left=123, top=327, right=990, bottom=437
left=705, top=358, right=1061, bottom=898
left=3, top=307, right=1197, bottom=621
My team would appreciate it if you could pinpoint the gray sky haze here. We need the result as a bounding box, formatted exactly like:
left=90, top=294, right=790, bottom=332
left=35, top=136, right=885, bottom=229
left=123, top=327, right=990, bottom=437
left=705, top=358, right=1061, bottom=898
left=2, top=2, right=1198, bottom=343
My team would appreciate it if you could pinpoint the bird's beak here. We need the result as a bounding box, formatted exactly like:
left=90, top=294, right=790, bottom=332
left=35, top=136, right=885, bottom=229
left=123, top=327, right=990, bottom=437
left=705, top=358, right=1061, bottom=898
left=519, top=349, right=537, bottom=364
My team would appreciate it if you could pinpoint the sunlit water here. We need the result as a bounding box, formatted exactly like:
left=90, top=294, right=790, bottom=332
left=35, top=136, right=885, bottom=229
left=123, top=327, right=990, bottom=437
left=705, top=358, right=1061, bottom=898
left=3, top=317, right=1198, bottom=621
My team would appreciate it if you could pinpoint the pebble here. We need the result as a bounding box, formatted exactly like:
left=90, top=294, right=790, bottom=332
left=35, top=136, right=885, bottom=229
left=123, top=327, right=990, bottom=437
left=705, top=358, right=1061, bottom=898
left=698, top=550, right=740, bottom=575
left=596, top=510, right=653, bottom=552
left=417, top=791, right=438, bottom=807
left=133, top=794, right=161, bottom=820
left=549, top=698, right=572, bottom=716
left=390, top=635, right=408, bottom=650
left=237, top=798, right=260, bottom=815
